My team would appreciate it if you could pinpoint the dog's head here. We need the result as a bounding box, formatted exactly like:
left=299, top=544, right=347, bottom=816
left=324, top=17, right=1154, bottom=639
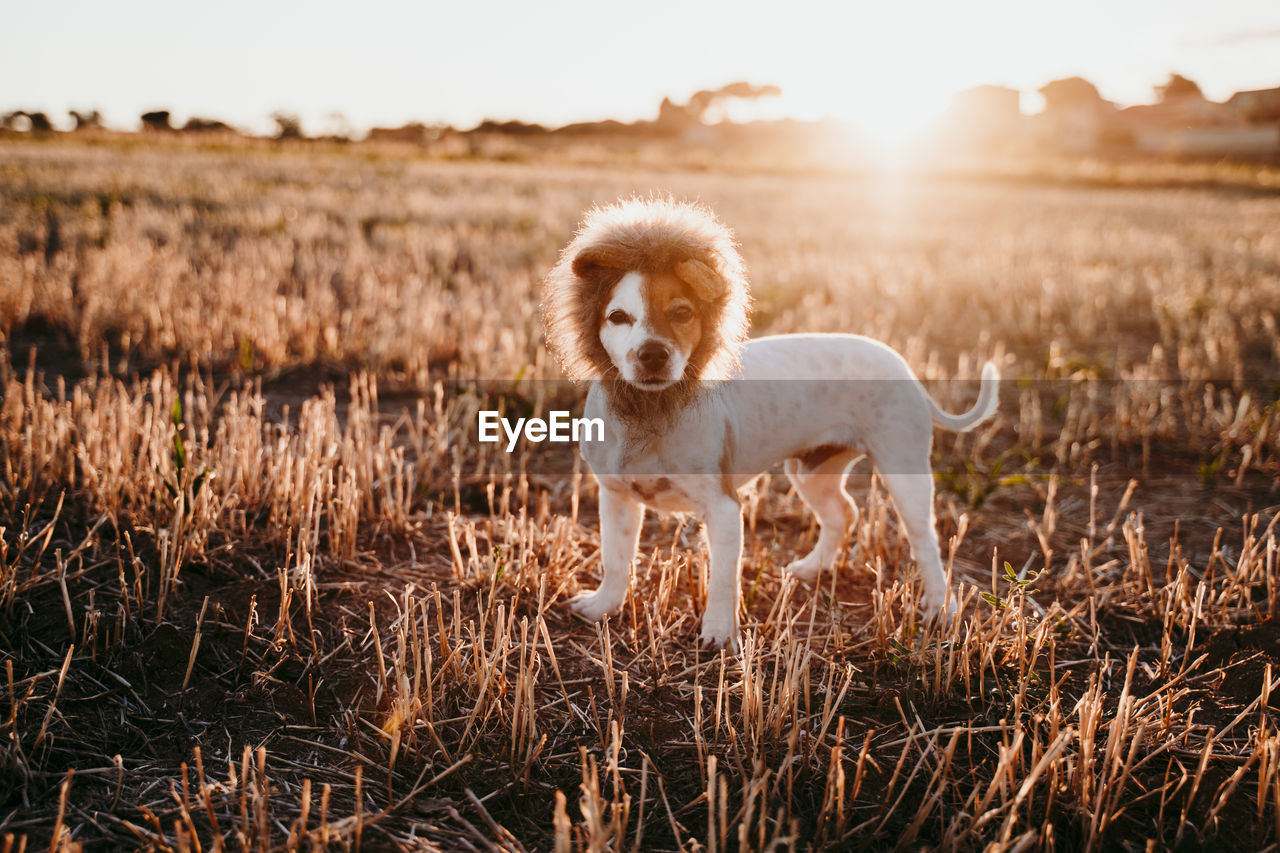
left=542, top=198, right=750, bottom=389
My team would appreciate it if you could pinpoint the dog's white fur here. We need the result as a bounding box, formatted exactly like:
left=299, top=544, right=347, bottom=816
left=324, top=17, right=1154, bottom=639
left=543, top=199, right=999, bottom=649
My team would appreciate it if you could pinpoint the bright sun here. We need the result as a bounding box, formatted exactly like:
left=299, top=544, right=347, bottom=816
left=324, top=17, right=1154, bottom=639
left=759, top=3, right=984, bottom=159
left=847, top=93, right=944, bottom=149
left=773, top=82, right=950, bottom=161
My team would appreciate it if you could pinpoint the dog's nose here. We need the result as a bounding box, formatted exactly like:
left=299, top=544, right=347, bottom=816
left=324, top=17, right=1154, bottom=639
left=637, top=341, right=670, bottom=370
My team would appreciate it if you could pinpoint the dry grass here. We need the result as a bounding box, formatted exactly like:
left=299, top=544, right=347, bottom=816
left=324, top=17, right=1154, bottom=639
left=1, top=134, right=1279, bottom=850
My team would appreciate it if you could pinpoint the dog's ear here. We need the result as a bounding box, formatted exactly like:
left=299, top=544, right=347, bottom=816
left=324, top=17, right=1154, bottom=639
left=572, top=246, right=627, bottom=279
left=674, top=258, right=725, bottom=302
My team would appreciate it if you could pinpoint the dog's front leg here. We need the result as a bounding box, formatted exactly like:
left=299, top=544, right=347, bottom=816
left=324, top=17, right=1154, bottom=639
left=570, top=485, right=643, bottom=622
left=700, top=496, right=743, bottom=651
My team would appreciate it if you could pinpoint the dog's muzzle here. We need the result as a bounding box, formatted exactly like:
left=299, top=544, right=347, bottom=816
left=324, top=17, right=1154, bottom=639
left=633, top=341, right=677, bottom=387
left=636, top=341, right=671, bottom=373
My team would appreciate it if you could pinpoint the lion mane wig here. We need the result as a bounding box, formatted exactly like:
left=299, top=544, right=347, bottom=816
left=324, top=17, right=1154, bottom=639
left=541, top=197, right=751, bottom=384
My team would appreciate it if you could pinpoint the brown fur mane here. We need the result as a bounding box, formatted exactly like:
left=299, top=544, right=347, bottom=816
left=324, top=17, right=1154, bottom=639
left=598, top=376, right=703, bottom=434
left=541, top=198, right=751, bottom=395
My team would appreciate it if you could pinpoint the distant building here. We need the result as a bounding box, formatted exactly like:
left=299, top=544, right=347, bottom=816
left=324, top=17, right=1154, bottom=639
left=1227, top=88, right=1280, bottom=124
left=367, top=122, right=435, bottom=144
left=1118, top=120, right=1278, bottom=156
left=1122, top=94, right=1231, bottom=128
left=1115, top=77, right=1279, bottom=157
left=924, top=75, right=1280, bottom=159
left=950, top=85, right=1021, bottom=122
left=948, top=86, right=1021, bottom=127
left=939, top=85, right=1024, bottom=153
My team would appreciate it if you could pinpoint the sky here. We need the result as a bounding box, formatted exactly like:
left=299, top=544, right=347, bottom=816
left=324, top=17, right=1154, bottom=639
left=4, top=0, right=1280, bottom=140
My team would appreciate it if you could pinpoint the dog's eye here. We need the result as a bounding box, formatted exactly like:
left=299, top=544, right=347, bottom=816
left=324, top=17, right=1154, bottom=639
left=607, top=310, right=633, bottom=325
left=668, top=305, right=694, bottom=324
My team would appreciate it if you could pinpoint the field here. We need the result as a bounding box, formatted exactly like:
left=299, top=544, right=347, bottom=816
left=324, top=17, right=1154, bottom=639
left=2, top=134, right=1279, bottom=850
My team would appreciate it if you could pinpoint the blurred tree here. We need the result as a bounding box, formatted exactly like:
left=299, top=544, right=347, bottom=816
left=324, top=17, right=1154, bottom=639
left=682, top=82, right=782, bottom=123
left=25, top=112, right=53, bottom=132
left=1156, top=74, right=1204, bottom=102
left=1038, top=77, right=1105, bottom=112
left=182, top=117, right=235, bottom=132
left=718, top=82, right=783, bottom=101
left=271, top=111, right=304, bottom=139
left=70, top=109, right=103, bottom=130
left=656, top=96, right=693, bottom=129
left=141, top=110, right=172, bottom=131
left=3, top=111, right=50, bottom=131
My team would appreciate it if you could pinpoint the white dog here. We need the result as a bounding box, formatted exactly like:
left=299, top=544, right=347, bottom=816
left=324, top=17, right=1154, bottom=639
left=542, top=198, right=998, bottom=649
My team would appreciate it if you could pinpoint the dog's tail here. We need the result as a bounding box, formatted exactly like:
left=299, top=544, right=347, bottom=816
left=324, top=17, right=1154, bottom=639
left=924, top=362, right=1000, bottom=432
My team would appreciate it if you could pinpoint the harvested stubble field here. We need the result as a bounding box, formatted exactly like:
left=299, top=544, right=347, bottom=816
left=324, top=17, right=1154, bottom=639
left=1, top=135, right=1279, bottom=851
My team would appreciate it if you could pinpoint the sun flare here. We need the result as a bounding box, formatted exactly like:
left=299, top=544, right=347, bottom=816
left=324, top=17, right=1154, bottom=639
left=844, top=93, right=944, bottom=149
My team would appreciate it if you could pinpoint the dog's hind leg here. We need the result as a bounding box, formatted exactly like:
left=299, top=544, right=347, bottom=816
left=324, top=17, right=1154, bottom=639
left=783, top=450, right=859, bottom=583
left=879, top=469, right=954, bottom=618
left=571, top=485, right=643, bottom=622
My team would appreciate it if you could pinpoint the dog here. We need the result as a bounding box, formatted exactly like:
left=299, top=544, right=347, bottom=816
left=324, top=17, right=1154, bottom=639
left=542, top=198, right=999, bottom=649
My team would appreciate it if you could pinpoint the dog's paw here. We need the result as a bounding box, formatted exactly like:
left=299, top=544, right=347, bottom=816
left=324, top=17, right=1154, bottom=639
left=699, top=629, right=741, bottom=653
left=568, top=590, right=622, bottom=622
left=782, top=554, right=822, bottom=583
left=922, top=591, right=959, bottom=624
left=698, top=616, right=740, bottom=653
